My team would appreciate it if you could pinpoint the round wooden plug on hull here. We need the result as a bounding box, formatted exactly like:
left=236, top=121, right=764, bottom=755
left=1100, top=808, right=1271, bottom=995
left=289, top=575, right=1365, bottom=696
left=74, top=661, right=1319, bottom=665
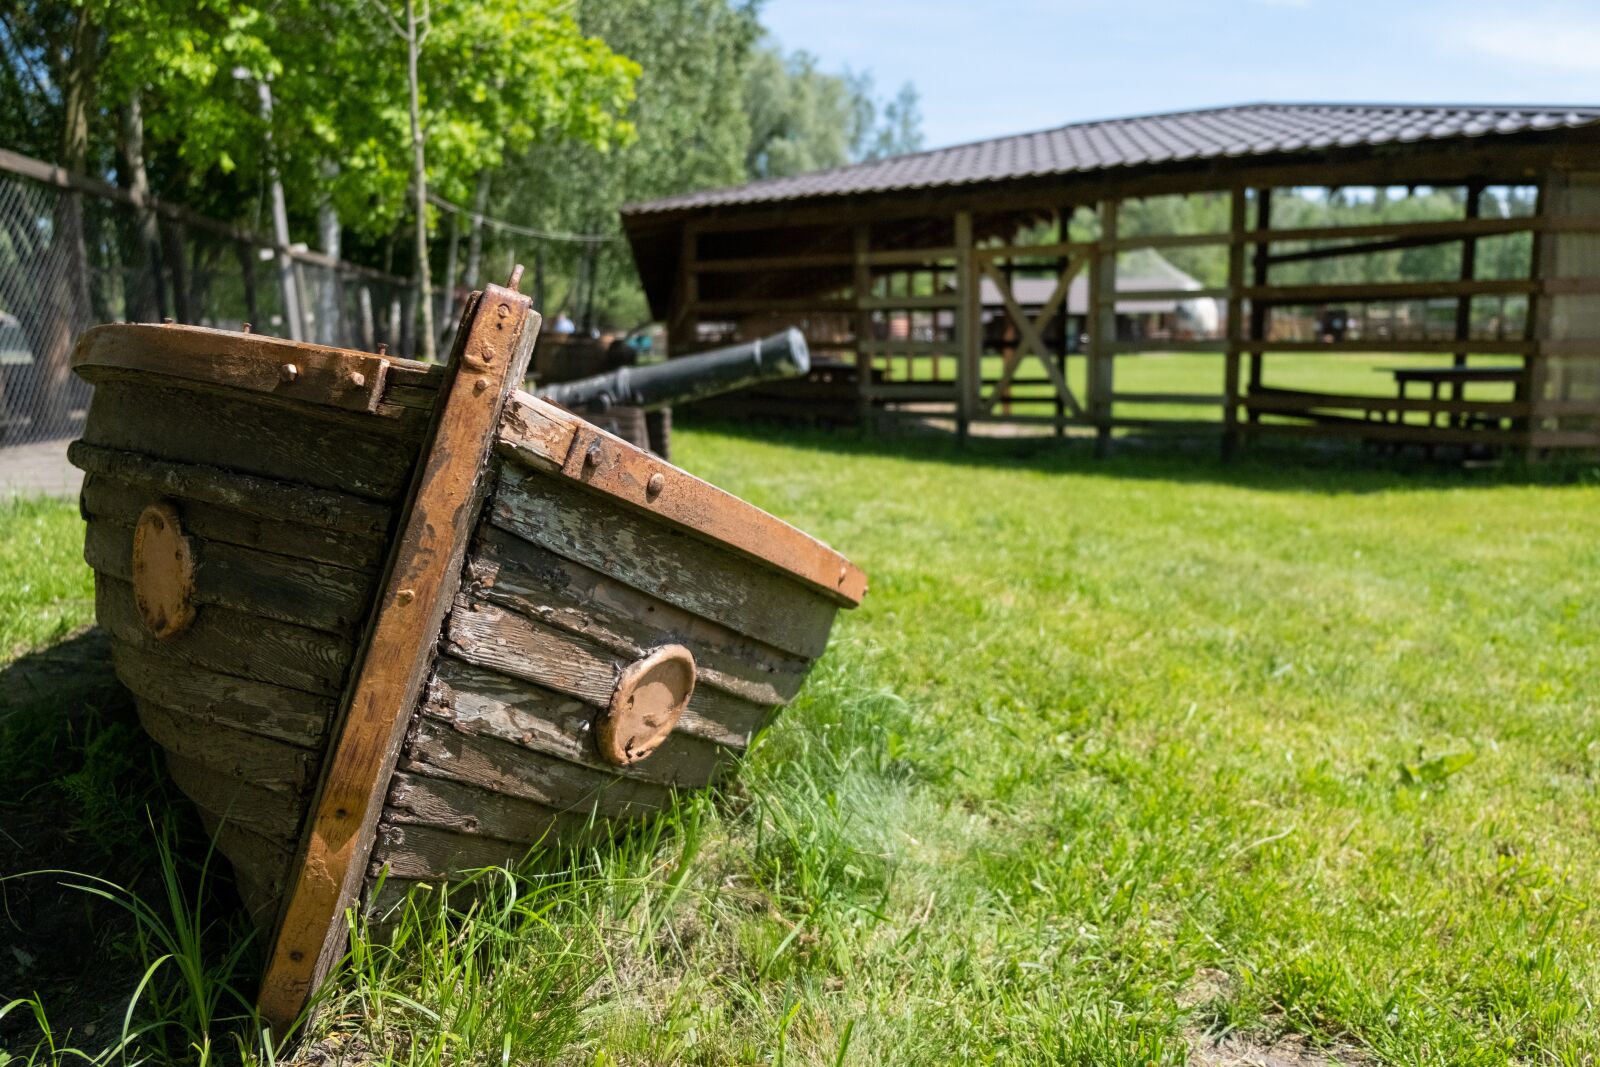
left=599, top=645, right=696, bottom=766
left=132, top=502, right=197, bottom=639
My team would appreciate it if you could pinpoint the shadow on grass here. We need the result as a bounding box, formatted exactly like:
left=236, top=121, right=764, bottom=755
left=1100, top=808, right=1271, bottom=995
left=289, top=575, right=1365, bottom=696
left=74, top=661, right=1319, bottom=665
left=0, top=629, right=256, bottom=1054
left=676, top=415, right=1600, bottom=496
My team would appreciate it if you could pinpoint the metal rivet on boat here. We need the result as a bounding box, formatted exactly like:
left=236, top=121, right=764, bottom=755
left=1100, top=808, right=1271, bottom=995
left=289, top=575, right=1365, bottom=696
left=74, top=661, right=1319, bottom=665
left=646, top=472, right=665, bottom=500
left=377, top=343, right=388, bottom=356
left=289, top=951, right=304, bottom=963
left=162, top=317, right=174, bottom=325
left=349, top=371, right=366, bottom=388
left=396, top=589, right=415, bottom=606
left=839, top=565, right=848, bottom=585
left=584, top=442, right=603, bottom=468
left=280, top=363, right=299, bottom=383
left=474, top=377, right=489, bottom=394
left=242, top=322, right=252, bottom=333
left=496, top=302, right=510, bottom=319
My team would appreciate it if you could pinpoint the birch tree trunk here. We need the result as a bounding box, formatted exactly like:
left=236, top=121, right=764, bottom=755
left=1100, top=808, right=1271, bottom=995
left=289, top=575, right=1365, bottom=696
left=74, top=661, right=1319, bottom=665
left=406, top=0, right=436, bottom=360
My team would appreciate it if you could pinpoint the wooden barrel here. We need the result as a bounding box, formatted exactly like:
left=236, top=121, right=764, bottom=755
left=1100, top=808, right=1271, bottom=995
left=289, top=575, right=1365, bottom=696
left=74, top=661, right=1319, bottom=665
left=67, top=284, right=865, bottom=1033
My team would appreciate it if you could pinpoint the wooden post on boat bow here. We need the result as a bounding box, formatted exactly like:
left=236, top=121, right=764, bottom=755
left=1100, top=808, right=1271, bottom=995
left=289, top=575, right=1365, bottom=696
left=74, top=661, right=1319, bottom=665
left=256, top=277, right=540, bottom=1034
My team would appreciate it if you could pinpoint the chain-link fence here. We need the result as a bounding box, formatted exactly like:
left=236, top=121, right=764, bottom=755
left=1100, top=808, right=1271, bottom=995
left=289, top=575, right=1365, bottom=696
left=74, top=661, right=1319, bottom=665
left=0, top=150, right=415, bottom=446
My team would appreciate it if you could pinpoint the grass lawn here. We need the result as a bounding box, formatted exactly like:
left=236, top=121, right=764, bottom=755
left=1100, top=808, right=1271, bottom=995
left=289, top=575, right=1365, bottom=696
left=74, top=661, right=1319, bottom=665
left=3, top=430, right=1599, bottom=1065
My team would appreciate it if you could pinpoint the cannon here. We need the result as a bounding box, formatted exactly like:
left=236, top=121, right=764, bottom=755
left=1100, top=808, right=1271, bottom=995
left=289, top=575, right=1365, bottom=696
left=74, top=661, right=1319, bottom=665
left=535, top=329, right=809, bottom=458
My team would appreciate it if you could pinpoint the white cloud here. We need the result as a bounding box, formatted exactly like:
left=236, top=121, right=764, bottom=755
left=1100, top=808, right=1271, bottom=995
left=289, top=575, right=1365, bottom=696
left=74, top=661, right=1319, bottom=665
left=1450, top=8, right=1600, bottom=71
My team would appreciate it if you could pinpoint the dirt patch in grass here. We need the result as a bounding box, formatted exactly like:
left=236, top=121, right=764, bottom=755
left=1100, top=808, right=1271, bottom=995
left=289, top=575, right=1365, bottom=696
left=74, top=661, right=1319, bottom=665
left=1191, top=1033, right=1371, bottom=1067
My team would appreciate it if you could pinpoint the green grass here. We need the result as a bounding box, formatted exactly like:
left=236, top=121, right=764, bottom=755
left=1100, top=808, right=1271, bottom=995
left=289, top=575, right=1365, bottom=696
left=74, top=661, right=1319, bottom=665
left=0, top=496, right=95, bottom=655
left=4, top=432, right=1600, bottom=1065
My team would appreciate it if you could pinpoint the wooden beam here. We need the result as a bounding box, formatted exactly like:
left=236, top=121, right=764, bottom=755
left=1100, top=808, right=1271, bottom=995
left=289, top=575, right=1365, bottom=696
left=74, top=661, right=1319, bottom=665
left=1112, top=392, right=1227, bottom=405
left=257, top=285, right=541, bottom=1033
left=863, top=246, right=957, bottom=265
left=853, top=224, right=872, bottom=429
left=955, top=211, right=977, bottom=437
left=692, top=253, right=853, bottom=272
left=858, top=294, right=959, bottom=310
left=1089, top=200, right=1118, bottom=454
left=692, top=298, right=855, bottom=314
left=1248, top=187, right=1271, bottom=426
left=1264, top=228, right=1486, bottom=266
left=1224, top=186, right=1247, bottom=457
left=1244, top=278, right=1535, bottom=304
left=1248, top=215, right=1537, bottom=245
left=1107, top=231, right=1233, bottom=251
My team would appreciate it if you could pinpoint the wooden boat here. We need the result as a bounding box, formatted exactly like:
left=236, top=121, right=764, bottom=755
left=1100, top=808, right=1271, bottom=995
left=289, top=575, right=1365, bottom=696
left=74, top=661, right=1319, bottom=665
left=67, top=275, right=866, bottom=1032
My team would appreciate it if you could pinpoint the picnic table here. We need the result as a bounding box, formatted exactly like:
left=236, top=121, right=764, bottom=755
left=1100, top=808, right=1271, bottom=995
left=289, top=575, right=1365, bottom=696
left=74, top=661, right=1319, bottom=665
left=1377, top=364, right=1525, bottom=431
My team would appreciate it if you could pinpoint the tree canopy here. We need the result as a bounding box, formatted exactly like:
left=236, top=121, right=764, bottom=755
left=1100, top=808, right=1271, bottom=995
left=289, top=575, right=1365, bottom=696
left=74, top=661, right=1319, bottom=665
left=0, top=0, right=926, bottom=334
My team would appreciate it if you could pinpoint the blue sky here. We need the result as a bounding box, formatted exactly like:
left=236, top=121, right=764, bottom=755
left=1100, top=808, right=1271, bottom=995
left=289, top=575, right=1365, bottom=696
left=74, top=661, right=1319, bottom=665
left=759, top=0, right=1600, bottom=149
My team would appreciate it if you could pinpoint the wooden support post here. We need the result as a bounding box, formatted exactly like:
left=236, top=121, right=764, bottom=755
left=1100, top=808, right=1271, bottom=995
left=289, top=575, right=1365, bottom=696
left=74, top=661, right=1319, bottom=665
left=1247, top=188, right=1272, bottom=430
left=1224, top=187, right=1247, bottom=460
left=668, top=224, right=700, bottom=358
left=256, top=284, right=541, bottom=1034
left=955, top=210, right=975, bottom=442
left=1055, top=205, right=1073, bottom=437
left=1088, top=200, right=1118, bottom=456
left=853, top=224, right=873, bottom=432
left=1455, top=183, right=1482, bottom=371
left=1525, top=171, right=1566, bottom=459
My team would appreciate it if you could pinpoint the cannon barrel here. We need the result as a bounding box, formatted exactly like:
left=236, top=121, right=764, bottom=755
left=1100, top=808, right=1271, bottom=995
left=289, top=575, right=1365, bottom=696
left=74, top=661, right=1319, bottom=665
left=535, top=328, right=809, bottom=412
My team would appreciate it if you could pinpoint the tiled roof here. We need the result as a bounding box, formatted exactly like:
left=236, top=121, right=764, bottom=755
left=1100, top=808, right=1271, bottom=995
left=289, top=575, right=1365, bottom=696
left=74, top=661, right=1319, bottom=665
left=624, top=103, right=1600, bottom=215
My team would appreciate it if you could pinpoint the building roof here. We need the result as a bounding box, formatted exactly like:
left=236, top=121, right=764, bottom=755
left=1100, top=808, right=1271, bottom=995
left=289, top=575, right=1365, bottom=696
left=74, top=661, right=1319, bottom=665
left=625, top=103, right=1600, bottom=216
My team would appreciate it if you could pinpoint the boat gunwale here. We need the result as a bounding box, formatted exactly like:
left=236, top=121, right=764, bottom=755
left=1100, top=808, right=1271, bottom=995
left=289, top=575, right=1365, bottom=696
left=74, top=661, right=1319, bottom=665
left=71, top=321, right=444, bottom=416
left=498, top=392, right=867, bottom=606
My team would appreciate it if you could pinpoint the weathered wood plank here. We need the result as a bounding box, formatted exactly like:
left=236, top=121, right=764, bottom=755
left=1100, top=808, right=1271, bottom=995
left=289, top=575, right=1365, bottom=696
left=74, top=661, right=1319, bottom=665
left=164, top=751, right=307, bottom=842
left=97, top=575, right=352, bottom=697
left=72, top=322, right=398, bottom=415
left=401, top=718, right=673, bottom=819
left=382, top=770, right=597, bottom=849
left=85, top=518, right=373, bottom=635
left=111, top=642, right=333, bottom=748
left=81, top=378, right=417, bottom=501
left=136, top=698, right=317, bottom=795
left=372, top=823, right=551, bottom=882
left=429, top=655, right=739, bottom=786
left=445, top=598, right=771, bottom=748
left=259, top=285, right=540, bottom=1032
left=496, top=399, right=866, bottom=605
left=495, top=394, right=575, bottom=474
left=469, top=524, right=809, bottom=706
left=490, top=469, right=838, bottom=659
left=81, top=475, right=386, bottom=571
left=68, top=441, right=394, bottom=538
left=196, top=807, right=294, bottom=932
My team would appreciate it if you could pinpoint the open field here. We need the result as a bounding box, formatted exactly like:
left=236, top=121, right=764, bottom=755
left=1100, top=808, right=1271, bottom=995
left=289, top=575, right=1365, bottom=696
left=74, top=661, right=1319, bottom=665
left=3, top=428, right=1599, bottom=1065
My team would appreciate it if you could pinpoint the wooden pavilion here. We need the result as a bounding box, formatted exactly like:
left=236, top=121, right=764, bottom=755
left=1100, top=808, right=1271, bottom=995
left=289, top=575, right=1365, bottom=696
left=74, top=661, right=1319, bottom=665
left=620, top=103, right=1600, bottom=456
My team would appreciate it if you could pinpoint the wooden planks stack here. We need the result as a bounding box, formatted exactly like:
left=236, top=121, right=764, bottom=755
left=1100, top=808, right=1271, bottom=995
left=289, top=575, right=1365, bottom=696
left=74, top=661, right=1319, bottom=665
left=67, top=278, right=865, bottom=1035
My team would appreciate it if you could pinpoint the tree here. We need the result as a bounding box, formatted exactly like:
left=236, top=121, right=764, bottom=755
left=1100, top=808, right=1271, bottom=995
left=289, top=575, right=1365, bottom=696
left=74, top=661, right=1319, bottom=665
left=743, top=43, right=923, bottom=180
left=478, top=0, right=763, bottom=327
